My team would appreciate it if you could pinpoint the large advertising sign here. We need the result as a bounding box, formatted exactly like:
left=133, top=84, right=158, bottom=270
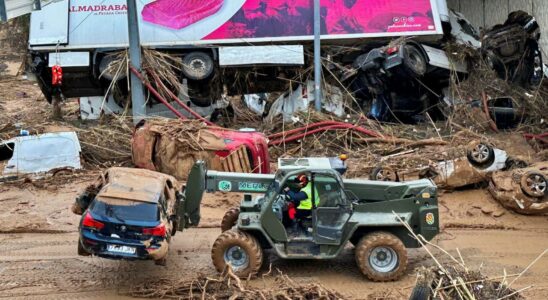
left=33, top=0, right=443, bottom=48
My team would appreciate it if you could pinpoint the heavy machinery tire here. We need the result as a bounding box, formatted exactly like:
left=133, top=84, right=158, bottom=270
left=77, top=239, right=90, bottom=256
left=355, top=232, right=407, bottom=282
left=467, top=143, right=495, bottom=168
left=211, top=230, right=263, bottom=278
left=520, top=171, right=547, bottom=198
left=221, top=207, right=240, bottom=232
left=370, top=167, right=398, bottom=182
left=182, top=52, right=214, bottom=80
left=403, top=44, right=427, bottom=77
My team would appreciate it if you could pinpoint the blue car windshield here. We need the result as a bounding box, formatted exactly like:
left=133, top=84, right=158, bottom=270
left=91, top=198, right=159, bottom=222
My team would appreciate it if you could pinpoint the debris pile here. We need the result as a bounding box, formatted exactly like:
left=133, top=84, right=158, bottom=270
left=130, top=267, right=344, bottom=300
left=414, top=265, right=524, bottom=300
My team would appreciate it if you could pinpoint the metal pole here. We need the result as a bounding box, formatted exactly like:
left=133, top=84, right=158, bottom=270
left=127, top=0, right=146, bottom=123
left=0, top=0, right=7, bottom=22
left=313, top=0, right=322, bottom=112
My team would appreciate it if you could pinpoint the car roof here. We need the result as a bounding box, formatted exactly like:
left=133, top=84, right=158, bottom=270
left=97, top=167, right=177, bottom=203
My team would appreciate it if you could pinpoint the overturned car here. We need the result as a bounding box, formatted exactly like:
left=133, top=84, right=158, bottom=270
left=488, top=162, right=547, bottom=215
left=370, top=142, right=508, bottom=189
left=73, top=167, right=183, bottom=265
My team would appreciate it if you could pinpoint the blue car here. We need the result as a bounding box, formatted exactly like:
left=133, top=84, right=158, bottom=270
left=74, top=167, right=182, bottom=265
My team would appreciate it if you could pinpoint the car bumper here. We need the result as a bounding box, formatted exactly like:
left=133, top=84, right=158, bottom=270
left=80, top=230, right=168, bottom=260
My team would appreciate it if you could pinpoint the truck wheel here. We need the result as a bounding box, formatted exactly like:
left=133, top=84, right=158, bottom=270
left=221, top=207, right=240, bottom=232
left=355, top=232, right=407, bottom=282
left=403, top=44, right=427, bottom=77
left=77, top=239, right=90, bottom=256
left=520, top=171, right=547, bottom=198
left=370, top=167, right=398, bottom=182
left=466, top=143, right=495, bottom=168
left=182, top=52, right=214, bottom=81
left=211, top=230, right=263, bottom=278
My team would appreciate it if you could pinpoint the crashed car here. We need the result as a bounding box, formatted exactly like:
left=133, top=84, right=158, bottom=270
left=482, top=11, right=542, bottom=88
left=488, top=162, right=547, bottom=215
left=73, top=167, right=182, bottom=265
left=132, top=119, right=270, bottom=180
left=370, top=142, right=507, bottom=189
left=0, top=131, right=81, bottom=181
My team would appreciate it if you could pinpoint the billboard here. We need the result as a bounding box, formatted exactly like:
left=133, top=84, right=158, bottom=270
left=32, top=0, right=443, bottom=48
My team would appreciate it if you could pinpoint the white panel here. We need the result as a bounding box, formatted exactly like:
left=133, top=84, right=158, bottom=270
left=48, top=52, right=89, bottom=67
left=219, top=45, right=304, bottom=66
left=29, top=0, right=68, bottom=45
left=4, top=0, right=35, bottom=20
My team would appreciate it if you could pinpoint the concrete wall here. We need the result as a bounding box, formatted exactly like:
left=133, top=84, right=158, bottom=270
left=447, top=0, right=547, bottom=54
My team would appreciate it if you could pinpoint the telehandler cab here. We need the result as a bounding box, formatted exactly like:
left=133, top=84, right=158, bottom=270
left=179, top=157, right=439, bottom=282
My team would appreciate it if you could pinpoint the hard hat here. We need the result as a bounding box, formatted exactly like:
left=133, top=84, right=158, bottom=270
left=296, top=174, right=308, bottom=185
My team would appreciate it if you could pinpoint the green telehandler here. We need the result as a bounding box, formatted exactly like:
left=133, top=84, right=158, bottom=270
left=178, top=157, right=439, bottom=282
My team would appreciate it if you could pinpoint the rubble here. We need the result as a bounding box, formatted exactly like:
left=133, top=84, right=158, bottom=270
left=130, top=266, right=344, bottom=300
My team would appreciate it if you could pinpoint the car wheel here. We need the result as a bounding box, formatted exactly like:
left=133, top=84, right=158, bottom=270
left=221, top=207, right=240, bottom=232
left=77, top=239, right=90, bottom=256
left=211, top=230, right=263, bottom=278
left=403, top=44, right=427, bottom=77
left=355, top=232, right=407, bottom=282
left=370, top=167, right=398, bottom=182
left=520, top=171, right=547, bottom=198
left=154, top=257, right=167, bottom=266
left=409, top=284, right=430, bottom=300
left=182, top=52, right=214, bottom=81
left=467, top=143, right=495, bottom=167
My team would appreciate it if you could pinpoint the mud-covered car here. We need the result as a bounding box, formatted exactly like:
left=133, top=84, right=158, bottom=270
left=72, top=168, right=182, bottom=265
left=370, top=142, right=507, bottom=189
left=488, top=162, right=547, bottom=215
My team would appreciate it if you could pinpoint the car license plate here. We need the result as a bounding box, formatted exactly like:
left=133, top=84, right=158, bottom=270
left=107, top=244, right=136, bottom=254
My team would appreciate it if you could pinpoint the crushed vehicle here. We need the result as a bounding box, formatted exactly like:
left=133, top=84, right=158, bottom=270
left=482, top=11, right=543, bottom=88
left=488, top=161, right=547, bottom=215
left=0, top=131, right=81, bottom=181
left=190, top=157, right=440, bottom=281
left=72, top=167, right=183, bottom=265
left=132, top=119, right=270, bottom=180
left=369, top=142, right=507, bottom=189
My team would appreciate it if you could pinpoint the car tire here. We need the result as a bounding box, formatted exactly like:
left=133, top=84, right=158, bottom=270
left=467, top=143, right=495, bottom=168
left=77, top=239, right=90, bottom=256
left=370, top=167, right=398, bottom=182
left=154, top=257, right=167, bottom=266
left=403, top=44, right=427, bottom=77
left=211, top=230, right=263, bottom=278
left=355, top=232, right=408, bottom=282
left=221, top=207, right=240, bottom=232
left=520, top=171, right=547, bottom=198
left=182, top=52, right=214, bottom=81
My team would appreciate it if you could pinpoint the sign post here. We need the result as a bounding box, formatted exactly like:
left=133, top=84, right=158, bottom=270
left=126, top=0, right=146, bottom=123
left=313, top=0, right=322, bottom=112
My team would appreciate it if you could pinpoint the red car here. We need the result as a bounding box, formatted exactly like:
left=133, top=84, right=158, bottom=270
left=132, top=120, right=270, bottom=180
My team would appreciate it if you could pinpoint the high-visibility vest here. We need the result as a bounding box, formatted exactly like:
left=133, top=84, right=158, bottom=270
left=298, top=183, right=319, bottom=210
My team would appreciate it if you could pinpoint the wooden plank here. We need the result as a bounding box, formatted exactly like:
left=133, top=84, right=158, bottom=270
left=509, top=0, right=533, bottom=13
left=231, top=152, right=243, bottom=173
left=533, top=0, right=548, bottom=59
left=484, top=0, right=509, bottom=28
left=240, top=147, right=252, bottom=173
left=459, top=0, right=485, bottom=29
left=446, top=0, right=460, bottom=11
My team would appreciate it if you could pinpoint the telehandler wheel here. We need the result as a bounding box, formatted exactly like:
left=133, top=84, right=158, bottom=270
left=355, top=232, right=407, bottom=282
left=211, top=230, right=263, bottom=278
left=221, top=207, right=240, bottom=232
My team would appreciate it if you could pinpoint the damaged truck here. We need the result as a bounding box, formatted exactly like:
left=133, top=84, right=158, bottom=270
left=28, top=0, right=463, bottom=120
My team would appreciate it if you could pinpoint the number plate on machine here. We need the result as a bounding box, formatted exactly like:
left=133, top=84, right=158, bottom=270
left=107, top=244, right=136, bottom=254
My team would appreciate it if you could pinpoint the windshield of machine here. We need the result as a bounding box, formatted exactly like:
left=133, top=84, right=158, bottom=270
left=261, top=181, right=280, bottom=209
left=91, top=198, right=159, bottom=222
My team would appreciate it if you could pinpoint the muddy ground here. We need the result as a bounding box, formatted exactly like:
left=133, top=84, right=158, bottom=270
left=1, top=76, right=547, bottom=299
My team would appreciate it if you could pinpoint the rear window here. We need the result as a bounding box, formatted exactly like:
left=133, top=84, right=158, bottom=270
left=91, top=198, right=159, bottom=222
